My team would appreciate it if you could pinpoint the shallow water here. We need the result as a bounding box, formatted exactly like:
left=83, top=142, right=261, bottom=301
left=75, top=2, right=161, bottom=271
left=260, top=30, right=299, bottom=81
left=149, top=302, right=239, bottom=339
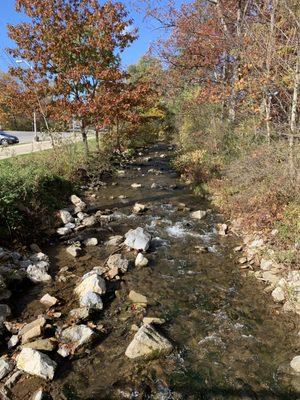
left=10, top=144, right=300, bottom=400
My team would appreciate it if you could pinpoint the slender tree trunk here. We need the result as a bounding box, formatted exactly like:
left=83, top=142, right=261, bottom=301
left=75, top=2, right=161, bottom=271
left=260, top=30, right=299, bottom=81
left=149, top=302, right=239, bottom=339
left=95, top=128, right=100, bottom=152
left=116, top=118, right=121, bottom=152
left=264, top=0, right=278, bottom=144
left=229, top=2, right=243, bottom=123
left=81, top=122, right=89, bottom=158
left=263, top=96, right=272, bottom=144
left=289, top=45, right=300, bottom=177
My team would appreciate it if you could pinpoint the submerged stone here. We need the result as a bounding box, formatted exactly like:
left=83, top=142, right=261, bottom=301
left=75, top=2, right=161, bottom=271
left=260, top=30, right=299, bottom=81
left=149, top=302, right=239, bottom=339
left=125, top=324, right=173, bottom=360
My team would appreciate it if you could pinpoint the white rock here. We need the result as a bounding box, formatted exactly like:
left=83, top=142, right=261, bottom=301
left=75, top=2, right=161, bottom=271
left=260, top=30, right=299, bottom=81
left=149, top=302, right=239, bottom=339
left=69, top=308, right=90, bottom=320
left=271, top=287, right=285, bottom=302
left=290, top=356, right=300, bottom=373
left=260, top=259, right=274, bottom=271
left=105, top=235, right=123, bottom=246
left=107, top=254, right=129, bottom=273
left=75, top=274, right=106, bottom=298
left=261, top=271, right=280, bottom=285
left=17, top=348, right=57, bottom=380
left=131, top=183, right=142, bottom=189
left=8, top=335, right=19, bottom=349
left=190, top=210, right=207, bottom=220
left=216, top=223, right=228, bottom=236
left=57, top=226, right=72, bottom=236
left=30, top=253, right=49, bottom=263
left=79, top=292, right=103, bottom=310
left=31, top=389, right=48, bottom=400
left=84, top=238, right=98, bottom=246
left=66, top=244, right=81, bottom=258
left=21, top=338, right=56, bottom=352
left=125, top=324, right=173, bottom=360
left=135, top=253, right=149, bottom=267
left=40, top=294, right=58, bottom=308
left=143, top=317, right=165, bottom=325
left=71, top=195, right=86, bottom=212
left=0, top=358, right=14, bottom=380
left=20, top=317, right=46, bottom=344
left=27, top=263, right=51, bottom=283
left=59, top=210, right=74, bottom=224
left=57, top=345, right=70, bottom=358
left=82, top=216, right=96, bottom=227
left=128, top=290, right=148, bottom=305
left=124, top=227, right=151, bottom=251
left=133, top=203, right=147, bottom=214
left=77, top=212, right=88, bottom=221
left=60, top=325, right=94, bottom=349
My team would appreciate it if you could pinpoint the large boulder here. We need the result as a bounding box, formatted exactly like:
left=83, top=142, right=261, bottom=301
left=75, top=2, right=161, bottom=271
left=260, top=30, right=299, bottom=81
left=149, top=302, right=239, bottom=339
left=125, top=325, right=173, bottom=360
left=124, top=228, right=151, bottom=251
left=16, top=348, right=57, bottom=380
left=74, top=274, right=106, bottom=298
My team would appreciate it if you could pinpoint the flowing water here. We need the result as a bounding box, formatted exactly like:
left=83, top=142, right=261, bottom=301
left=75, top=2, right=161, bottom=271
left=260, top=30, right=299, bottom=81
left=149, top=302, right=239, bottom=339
left=10, top=144, right=300, bottom=400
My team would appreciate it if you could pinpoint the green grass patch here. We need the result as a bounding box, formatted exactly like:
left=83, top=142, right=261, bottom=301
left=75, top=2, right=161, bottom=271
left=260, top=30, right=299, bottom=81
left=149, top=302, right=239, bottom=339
left=0, top=139, right=109, bottom=239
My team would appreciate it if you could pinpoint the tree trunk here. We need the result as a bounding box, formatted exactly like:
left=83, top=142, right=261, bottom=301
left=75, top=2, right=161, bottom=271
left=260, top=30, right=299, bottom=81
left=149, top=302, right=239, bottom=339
left=227, top=1, right=242, bottom=123
left=289, top=45, right=300, bottom=177
left=264, top=0, right=278, bottom=144
left=116, top=118, right=121, bottom=152
left=81, top=123, right=89, bottom=158
left=95, top=128, right=100, bottom=152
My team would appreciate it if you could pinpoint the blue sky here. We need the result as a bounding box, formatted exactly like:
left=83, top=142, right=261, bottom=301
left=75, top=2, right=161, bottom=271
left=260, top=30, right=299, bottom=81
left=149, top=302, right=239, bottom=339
left=0, top=0, right=187, bottom=72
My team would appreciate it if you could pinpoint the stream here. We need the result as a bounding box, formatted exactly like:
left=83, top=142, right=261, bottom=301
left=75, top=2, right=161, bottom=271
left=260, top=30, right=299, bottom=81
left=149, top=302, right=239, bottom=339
left=9, top=144, right=300, bottom=400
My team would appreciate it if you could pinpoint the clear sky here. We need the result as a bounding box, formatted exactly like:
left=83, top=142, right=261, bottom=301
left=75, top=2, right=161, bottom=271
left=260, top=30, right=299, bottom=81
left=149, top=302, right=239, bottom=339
left=0, top=0, right=187, bottom=72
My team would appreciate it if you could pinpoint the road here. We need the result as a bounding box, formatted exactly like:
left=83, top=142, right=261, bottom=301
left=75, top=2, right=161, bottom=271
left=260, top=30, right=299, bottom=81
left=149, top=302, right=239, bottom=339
left=0, top=131, right=95, bottom=160
left=4, top=131, right=64, bottom=144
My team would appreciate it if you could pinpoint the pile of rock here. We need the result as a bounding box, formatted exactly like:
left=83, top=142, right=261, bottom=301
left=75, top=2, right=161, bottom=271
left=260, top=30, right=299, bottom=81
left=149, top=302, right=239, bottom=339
left=234, top=233, right=300, bottom=315
left=57, top=195, right=98, bottom=237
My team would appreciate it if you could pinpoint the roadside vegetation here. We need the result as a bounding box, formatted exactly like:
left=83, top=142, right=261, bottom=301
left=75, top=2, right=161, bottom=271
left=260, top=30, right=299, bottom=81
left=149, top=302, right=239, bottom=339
left=0, top=0, right=299, bottom=253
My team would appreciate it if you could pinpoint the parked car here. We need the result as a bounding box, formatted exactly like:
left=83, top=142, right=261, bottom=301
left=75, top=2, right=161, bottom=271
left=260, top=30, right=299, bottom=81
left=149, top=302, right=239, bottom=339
left=0, top=132, right=19, bottom=146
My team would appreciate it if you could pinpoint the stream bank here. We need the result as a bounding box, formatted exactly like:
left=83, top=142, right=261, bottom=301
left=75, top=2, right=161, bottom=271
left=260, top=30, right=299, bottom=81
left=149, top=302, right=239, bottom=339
left=0, top=144, right=299, bottom=400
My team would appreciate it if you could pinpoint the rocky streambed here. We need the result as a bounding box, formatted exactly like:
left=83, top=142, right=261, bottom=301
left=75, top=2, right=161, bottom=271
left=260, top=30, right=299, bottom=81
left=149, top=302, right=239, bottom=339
left=0, top=144, right=299, bottom=400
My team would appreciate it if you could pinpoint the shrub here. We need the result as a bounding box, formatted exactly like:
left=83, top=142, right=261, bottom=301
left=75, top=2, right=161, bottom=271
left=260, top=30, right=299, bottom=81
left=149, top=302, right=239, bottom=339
left=173, top=149, right=222, bottom=182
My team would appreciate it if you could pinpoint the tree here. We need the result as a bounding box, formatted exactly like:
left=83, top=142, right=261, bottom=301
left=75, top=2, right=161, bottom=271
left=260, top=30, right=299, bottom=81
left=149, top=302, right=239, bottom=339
left=8, top=0, right=137, bottom=156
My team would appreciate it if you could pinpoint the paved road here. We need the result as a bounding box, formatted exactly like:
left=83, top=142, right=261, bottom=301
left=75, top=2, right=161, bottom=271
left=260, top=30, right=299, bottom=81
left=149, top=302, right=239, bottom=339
left=0, top=131, right=95, bottom=160
left=4, top=131, right=71, bottom=144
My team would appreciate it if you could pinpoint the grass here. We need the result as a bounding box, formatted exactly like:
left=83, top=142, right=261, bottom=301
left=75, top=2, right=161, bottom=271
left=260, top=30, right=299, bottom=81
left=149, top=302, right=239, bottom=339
left=0, top=138, right=110, bottom=240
